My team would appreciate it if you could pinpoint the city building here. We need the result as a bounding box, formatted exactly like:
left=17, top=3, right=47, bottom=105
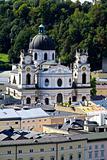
left=6, top=24, right=91, bottom=106
left=0, top=128, right=107, bottom=160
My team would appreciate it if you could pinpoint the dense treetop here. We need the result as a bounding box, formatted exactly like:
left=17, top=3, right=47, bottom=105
left=0, top=0, right=107, bottom=70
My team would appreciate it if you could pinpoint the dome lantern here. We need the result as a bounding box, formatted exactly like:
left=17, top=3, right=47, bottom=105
left=39, top=24, right=45, bottom=34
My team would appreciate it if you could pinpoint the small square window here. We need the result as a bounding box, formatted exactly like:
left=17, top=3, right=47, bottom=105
left=18, top=150, right=22, bottom=154
left=50, top=156, right=55, bottom=160
left=69, top=146, right=72, bottom=149
left=7, top=151, right=11, bottom=154
left=78, top=145, right=81, bottom=149
left=89, top=145, right=92, bottom=150
left=101, top=144, right=104, bottom=149
left=51, top=148, right=54, bottom=151
left=15, top=122, right=18, bottom=124
left=40, top=148, right=44, bottom=152
left=61, top=147, right=64, bottom=150
left=30, top=149, right=33, bottom=153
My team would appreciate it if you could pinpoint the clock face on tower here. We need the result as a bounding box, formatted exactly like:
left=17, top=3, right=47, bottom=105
left=81, top=56, right=87, bottom=63
left=25, top=55, right=31, bottom=64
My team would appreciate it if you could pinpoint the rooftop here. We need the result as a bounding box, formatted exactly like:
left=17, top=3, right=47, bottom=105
left=0, top=108, right=49, bottom=120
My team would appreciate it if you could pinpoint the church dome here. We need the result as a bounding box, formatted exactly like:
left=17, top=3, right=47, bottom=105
left=29, top=24, right=55, bottom=50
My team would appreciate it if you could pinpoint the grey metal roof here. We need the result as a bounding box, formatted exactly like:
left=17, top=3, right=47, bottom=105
left=29, top=34, right=55, bottom=50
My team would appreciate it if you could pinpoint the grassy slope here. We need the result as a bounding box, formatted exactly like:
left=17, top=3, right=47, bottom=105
left=0, top=53, right=9, bottom=63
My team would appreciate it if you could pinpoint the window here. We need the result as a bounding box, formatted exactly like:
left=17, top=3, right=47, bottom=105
left=40, top=149, right=44, bottom=152
left=45, top=79, right=49, bottom=86
left=50, top=156, right=55, bottom=160
left=89, top=151, right=92, bottom=159
left=15, top=122, right=18, bottom=124
left=35, top=53, right=37, bottom=60
left=61, top=155, right=64, bottom=160
left=78, top=145, right=81, bottom=148
left=51, top=148, right=54, bottom=151
left=14, top=90, right=15, bottom=96
left=52, top=53, right=54, bottom=60
left=82, top=96, right=86, bottom=101
left=78, top=153, right=81, bottom=159
left=40, top=158, right=44, bottom=160
left=89, top=145, right=92, bottom=150
left=19, top=74, right=21, bottom=84
left=26, top=73, right=31, bottom=85
left=30, top=149, right=33, bottom=153
left=45, top=98, right=49, bottom=105
left=69, top=155, right=73, bottom=160
left=72, top=96, right=77, bottom=102
left=61, top=147, right=64, bottom=150
left=13, top=76, right=16, bottom=84
left=7, top=151, right=11, bottom=154
left=18, top=150, right=22, bottom=154
left=30, top=158, right=34, bottom=160
left=69, top=97, right=71, bottom=105
left=26, top=97, right=31, bottom=104
left=101, top=150, right=104, bottom=157
left=69, top=146, right=72, bottom=149
left=44, top=53, right=47, bottom=60
left=57, top=79, right=62, bottom=87
left=57, top=93, right=63, bottom=104
left=69, top=78, right=71, bottom=86
left=95, top=151, right=98, bottom=158
left=82, top=73, right=86, bottom=84
left=95, top=145, right=98, bottom=150
left=101, top=144, right=104, bottom=149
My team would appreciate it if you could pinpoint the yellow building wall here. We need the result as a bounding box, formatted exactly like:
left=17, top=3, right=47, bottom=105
left=0, top=140, right=87, bottom=160
left=0, top=120, right=21, bottom=130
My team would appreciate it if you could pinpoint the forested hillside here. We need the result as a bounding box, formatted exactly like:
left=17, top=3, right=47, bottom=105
left=0, top=0, right=107, bottom=70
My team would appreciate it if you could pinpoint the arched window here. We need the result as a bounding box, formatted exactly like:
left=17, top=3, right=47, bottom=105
left=52, top=53, right=54, bottom=60
left=57, top=79, right=62, bottom=87
left=82, top=96, right=86, bottom=101
left=44, top=53, right=47, bottom=60
left=19, top=74, right=21, bottom=84
left=13, top=76, right=16, bottom=84
left=69, top=78, right=71, bottom=86
left=45, top=79, right=49, bottom=86
left=26, top=73, right=31, bottom=85
left=45, top=98, right=49, bottom=105
left=26, top=97, right=31, bottom=104
left=82, top=73, right=86, bottom=84
left=35, top=53, right=37, bottom=60
left=57, top=93, right=63, bottom=104
left=69, top=97, right=71, bottom=105
left=72, top=96, right=77, bottom=102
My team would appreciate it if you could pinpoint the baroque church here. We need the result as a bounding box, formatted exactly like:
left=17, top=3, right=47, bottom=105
left=6, top=24, right=91, bottom=106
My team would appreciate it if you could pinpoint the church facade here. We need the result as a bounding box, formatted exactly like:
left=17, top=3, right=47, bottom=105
left=6, top=24, right=91, bottom=106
